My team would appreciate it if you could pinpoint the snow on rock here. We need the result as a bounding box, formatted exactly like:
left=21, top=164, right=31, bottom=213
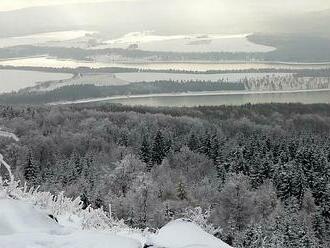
left=0, top=199, right=141, bottom=248
left=150, top=219, right=232, bottom=248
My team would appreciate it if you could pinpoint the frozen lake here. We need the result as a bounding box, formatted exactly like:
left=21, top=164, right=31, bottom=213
left=0, top=57, right=329, bottom=72
left=0, top=70, right=73, bottom=93
left=103, top=32, right=275, bottom=53
left=107, top=90, right=330, bottom=107
left=0, top=31, right=273, bottom=53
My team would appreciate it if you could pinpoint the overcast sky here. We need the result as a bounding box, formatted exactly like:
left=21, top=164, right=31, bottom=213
left=1, top=0, right=329, bottom=12
left=0, top=0, right=329, bottom=36
left=0, top=0, right=125, bottom=11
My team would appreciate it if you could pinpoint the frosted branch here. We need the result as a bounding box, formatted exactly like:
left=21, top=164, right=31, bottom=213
left=0, top=153, right=14, bottom=184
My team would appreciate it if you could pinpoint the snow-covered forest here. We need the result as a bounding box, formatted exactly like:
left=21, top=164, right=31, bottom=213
left=0, top=103, right=330, bottom=247
left=0, top=160, right=230, bottom=248
left=244, top=75, right=330, bottom=91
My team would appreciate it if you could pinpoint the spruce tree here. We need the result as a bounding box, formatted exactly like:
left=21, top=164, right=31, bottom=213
left=187, top=133, right=199, bottom=151
left=215, top=156, right=226, bottom=188
left=24, top=151, right=40, bottom=186
left=176, top=181, right=187, bottom=200
left=151, top=130, right=166, bottom=165
left=139, top=135, right=151, bottom=164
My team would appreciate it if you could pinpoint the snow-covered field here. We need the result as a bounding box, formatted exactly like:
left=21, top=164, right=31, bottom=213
left=0, top=29, right=272, bottom=53
left=38, top=73, right=129, bottom=91
left=0, top=69, right=73, bottom=93
left=1, top=57, right=330, bottom=71
left=0, top=29, right=273, bottom=53
left=0, top=30, right=95, bottom=48
left=103, top=32, right=275, bottom=53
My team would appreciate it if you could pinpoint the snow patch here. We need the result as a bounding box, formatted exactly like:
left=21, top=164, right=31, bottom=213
left=0, top=130, right=19, bottom=142
left=0, top=199, right=141, bottom=248
left=0, top=199, right=65, bottom=235
left=150, top=219, right=232, bottom=248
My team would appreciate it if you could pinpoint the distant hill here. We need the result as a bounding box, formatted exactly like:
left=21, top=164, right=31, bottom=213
left=0, top=1, right=263, bottom=38
left=266, top=9, right=330, bottom=38
left=0, top=2, right=214, bottom=37
left=247, top=9, right=330, bottom=62
left=248, top=33, right=330, bottom=62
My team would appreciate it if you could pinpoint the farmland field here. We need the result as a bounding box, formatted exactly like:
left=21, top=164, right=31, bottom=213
left=0, top=69, right=73, bottom=93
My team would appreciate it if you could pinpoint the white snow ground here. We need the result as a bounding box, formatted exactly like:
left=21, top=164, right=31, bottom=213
left=149, top=219, right=232, bottom=248
left=0, top=198, right=232, bottom=248
left=0, top=199, right=141, bottom=248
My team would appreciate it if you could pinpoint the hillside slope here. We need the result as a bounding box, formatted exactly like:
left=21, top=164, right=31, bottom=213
left=0, top=199, right=141, bottom=248
left=0, top=198, right=232, bottom=248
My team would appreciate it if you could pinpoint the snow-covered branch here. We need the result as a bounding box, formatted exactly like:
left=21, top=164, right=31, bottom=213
left=0, top=153, right=14, bottom=185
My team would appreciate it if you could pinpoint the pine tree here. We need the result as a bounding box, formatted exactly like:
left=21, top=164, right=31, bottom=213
left=151, top=130, right=166, bottom=165
left=176, top=181, right=187, bottom=200
left=268, top=200, right=319, bottom=248
left=274, top=160, right=306, bottom=204
left=71, top=149, right=82, bottom=175
left=235, top=224, right=265, bottom=248
left=312, top=209, right=329, bottom=245
left=24, top=151, right=40, bottom=186
left=210, top=135, right=220, bottom=163
left=187, top=133, right=199, bottom=151
left=201, top=132, right=212, bottom=158
left=164, top=203, right=174, bottom=222
left=215, top=156, right=226, bottom=188
left=139, top=135, right=151, bottom=164
left=66, top=150, right=81, bottom=184
left=229, top=147, right=247, bottom=175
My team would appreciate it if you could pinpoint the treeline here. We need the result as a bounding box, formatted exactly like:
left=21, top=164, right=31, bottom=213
left=0, top=80, right=245, bottom=104
left=0, top=103, right=330, bottom=247
left=297, top=68, right=330, bottom=78
left=3, top=64, right=329, bottom=75
left=0, top=45, right=264, bottom=62
left=244, top=75, right=330, bottom=91
left=0, top=65, right=139, bottom=74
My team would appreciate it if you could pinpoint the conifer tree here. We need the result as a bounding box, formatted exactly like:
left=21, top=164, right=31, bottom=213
left=176, top=181, right=187, bottom=200
left=139, top=135, right=151, bottom=164
left=151, top=130, right=166, bottom=165
left=187, top=133, right=199, bottom=151
left=24, top=150, right=40, bottom=186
